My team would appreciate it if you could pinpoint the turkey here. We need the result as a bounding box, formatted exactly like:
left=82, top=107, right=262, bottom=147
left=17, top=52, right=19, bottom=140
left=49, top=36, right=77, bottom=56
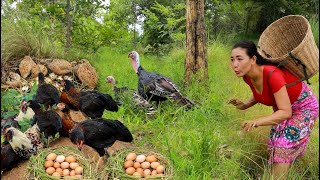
left=128, top=51, right=195, bottom=109
left=106, top=75, right=156, bottom=115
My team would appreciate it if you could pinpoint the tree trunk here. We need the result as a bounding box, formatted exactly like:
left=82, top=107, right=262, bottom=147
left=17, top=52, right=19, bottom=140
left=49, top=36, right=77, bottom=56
left=65, top=0, right=72, bottom=50
left=185, top=0, right=208, bottom=84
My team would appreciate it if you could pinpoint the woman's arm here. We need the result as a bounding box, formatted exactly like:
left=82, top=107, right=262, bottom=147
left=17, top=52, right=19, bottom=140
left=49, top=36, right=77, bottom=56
left=242, top=86, right=292, bottom=131
left=229, top=96, right=257, bottom=110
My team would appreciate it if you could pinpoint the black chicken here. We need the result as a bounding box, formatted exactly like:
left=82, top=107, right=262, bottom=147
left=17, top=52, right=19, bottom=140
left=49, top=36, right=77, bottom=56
left=61, top=80, right=118, bottom=119
left=69, top=118, right=133, bottom=157
left=1, top=141, right=20, bottom=171
left=28, top=100, right=62, bottom=147
left=35, top=72, right=60, bottom=110
left=128, top=51, right=195, bottom=109
left=106, top=75, right=156, bottom=115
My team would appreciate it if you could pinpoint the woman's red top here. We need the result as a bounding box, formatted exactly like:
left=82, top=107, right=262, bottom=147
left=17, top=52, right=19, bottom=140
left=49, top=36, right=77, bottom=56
left=244, top=65, right=302, bottom=110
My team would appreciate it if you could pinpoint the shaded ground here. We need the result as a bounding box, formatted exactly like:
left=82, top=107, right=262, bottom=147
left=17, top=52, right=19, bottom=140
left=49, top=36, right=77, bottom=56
left=1, top=137, right=133, bottom=180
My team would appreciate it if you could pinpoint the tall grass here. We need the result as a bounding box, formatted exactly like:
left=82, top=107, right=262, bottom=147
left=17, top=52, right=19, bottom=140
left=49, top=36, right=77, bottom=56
left=92, top=42, right=319, bottom=179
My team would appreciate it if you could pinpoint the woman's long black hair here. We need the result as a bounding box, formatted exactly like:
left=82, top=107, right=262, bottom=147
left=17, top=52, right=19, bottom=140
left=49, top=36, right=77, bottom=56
left=232, top=40, right=279, bottom=66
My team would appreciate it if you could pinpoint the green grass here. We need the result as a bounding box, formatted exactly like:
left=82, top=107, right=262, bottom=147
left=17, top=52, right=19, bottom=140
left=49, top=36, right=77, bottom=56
left=90, top=43, right=319, bottom=179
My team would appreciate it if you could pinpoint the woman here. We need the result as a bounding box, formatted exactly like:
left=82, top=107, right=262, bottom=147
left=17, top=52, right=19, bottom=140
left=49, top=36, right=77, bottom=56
left=229, top=40, right=318, bottom=179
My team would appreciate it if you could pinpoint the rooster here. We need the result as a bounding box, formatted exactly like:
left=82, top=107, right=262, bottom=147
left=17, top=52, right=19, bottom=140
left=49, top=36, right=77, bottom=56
left=3, top=124, right=45, bottom=160
left=14, top=97, right=35, bottom=122
left=56, top=102, right=81, bottom=137
left=28, top=100, right=62, bottom=147
left=128, top=51, right=195, bottom=109
left=35, top=72, right=60, bottom=110
left=106, top=75, right=156, bottom=115
left=61, top=80, right=119, bottom=118
left=69, top=118, right=133, bottom=157
left=1, top=116, right=21, bottom=135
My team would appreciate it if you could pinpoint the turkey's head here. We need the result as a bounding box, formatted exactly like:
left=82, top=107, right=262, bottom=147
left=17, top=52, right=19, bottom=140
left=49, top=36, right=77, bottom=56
left=105, top=76, right=116, bottom=86
left=128, top=51, right=140, bottom=74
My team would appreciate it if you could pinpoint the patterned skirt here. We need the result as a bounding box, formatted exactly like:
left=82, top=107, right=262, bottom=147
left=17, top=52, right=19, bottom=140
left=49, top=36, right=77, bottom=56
left=268, top=82, right=319, bottom=164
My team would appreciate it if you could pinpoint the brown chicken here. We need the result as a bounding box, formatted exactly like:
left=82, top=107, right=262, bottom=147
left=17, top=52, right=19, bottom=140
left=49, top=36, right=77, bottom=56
left=61, top=80, right=118, bottom=119
left=56, top=103, right=81, bottom=137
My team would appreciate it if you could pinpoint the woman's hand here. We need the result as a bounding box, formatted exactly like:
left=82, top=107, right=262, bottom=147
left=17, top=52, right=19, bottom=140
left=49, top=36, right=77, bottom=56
left=242, top=120, right=258, bottom=132
left=228, top=99, right=248, bottom=110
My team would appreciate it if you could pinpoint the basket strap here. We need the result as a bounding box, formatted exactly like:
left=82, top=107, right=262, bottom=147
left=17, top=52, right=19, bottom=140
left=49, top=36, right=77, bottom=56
left=267, top=67, right=304, bottom=88
left=288, top=52, right=310, bottom=85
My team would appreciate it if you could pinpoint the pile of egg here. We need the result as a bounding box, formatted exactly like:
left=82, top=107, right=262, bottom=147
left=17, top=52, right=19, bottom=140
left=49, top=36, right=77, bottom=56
left=124, top=152, right=165, bottom=177
left=44, top=153, right=83, bottom=179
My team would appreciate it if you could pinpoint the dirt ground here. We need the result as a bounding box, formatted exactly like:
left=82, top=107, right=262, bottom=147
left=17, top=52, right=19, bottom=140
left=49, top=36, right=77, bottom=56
left=1, top=137, right=133, bottom=180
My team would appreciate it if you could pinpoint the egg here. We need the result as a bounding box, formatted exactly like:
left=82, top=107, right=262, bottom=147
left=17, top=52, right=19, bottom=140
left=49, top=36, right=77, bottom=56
left=150, top=162, right=160, bottom=169
left=156, top=165, right=165, bottom=173
left=75, top=166, right=83, bottom=175
left=125, top=167, right=135, bottom=175
left=135, top=168, right=144, bottom=175
left=70, top=170, right=76, bottom=176
left=46, top=153, right=57, bottom=161
left=52, top=172, right=61, bottom=178
left=141, top=162, right=150, bottom=169
left=55, top=168, right=63, bottom=175
left=70, top=162, right=79, bottom=170
left=53, top=162, right=61, bottom=168
left=46, top=167, right=55, bottom=175
left=133, top=162, right=141, bottom=169
left=144, top=169, right=151, bottom=176
left=151, top=170, right=157, bottom=176
left=75, top=175, right=82, bottom=179
left=123, top=160, right=134, bottom=169
left=126, top=152, right=137, bottom=161
left=132, top=172, right=142, bottom=178
left=146, top=155, right=157, bottom=163
left=135, top=155, right=146, bottom=163
left=55, top=155, right=65, bottom=163
left=65, top=155, right=76, bottom=163
left=44, top=160, right=54, bottom=168
left=61, top=162, right=70, bottom=169
left=62, top=169, right=70, bottom=176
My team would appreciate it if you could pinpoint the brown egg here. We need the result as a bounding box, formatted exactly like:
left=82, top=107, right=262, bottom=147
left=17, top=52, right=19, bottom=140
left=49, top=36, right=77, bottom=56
left=132, top=172, right=142, bottom=178
left=52, top=172, right=61, bottom=178
left=70, top=162, right=79, bottom=170
left=150, top=162, right=160, bottom=169
left=53, top=162, right=60, bottom=168
left=126, top=153, right=137, bottom=161
left=55, top=168, right=63, bottom=175
left=124, top=160, right=134, bottom=169
left=146, top=155, right=157, bottom=163
left=46, top=153, right=57, bottom=161
left=125, top=167, right=135, bottom=175
left=156, top=165, right=165, bottom=173
left=144, top=169, right=151, bottom=176
left=62, top=169, right=70, bottom=176
left=70, top=170, right=76, bottom=176
left=75, top=166, right=83, bottom=175
left=46, top=167, right=55, bottom=175
left=60, top=162, right=70, bottom=169
left=133, top=162, right=141, bottom=169
left=151, top=170, right=157, bottom=176
left=135, top=168, right=144, bottom=175
left=141, top=162, right=150, bottom=169
left=65, top=155, right=76, bottom=163
left=75, top=175, right=82, bottom=179
left=44, top=160, right=54, bottom=168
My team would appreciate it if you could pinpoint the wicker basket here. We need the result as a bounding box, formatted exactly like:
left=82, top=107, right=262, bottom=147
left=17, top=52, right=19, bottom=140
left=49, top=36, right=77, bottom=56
left=257, top=15, right=319, bottom=81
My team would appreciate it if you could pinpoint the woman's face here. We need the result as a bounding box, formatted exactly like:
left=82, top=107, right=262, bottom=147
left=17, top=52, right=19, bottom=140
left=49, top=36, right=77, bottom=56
left=230, top=47, right=255, bottom=77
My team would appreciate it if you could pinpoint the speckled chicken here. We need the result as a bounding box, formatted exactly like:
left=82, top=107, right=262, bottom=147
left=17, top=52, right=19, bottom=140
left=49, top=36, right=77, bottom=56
left=128, top=51, right=195, bottom=109
left=3, top=124, right=45, bottom=160
left=35, top=72, right=60, bottom=110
